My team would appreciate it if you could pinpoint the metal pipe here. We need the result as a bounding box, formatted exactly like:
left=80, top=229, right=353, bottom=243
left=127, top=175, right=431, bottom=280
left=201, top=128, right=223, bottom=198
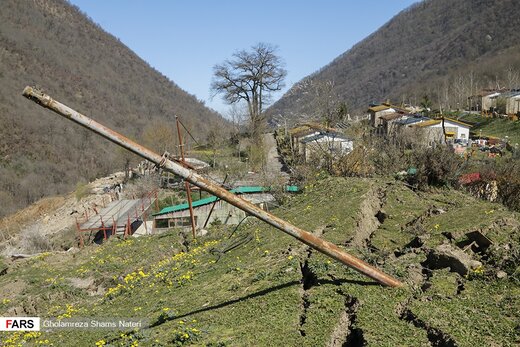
left=22, top=86, right=402, bottom=287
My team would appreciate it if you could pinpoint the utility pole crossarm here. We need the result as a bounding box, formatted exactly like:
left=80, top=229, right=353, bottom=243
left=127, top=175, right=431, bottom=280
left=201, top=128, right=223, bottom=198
left=22, top=86, right=402, bottom=288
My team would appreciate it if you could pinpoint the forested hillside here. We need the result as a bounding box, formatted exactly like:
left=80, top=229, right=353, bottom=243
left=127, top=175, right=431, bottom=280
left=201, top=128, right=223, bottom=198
left=269, top=0, right=520, bottom=117
left=0, top=0, right=224, bottom=217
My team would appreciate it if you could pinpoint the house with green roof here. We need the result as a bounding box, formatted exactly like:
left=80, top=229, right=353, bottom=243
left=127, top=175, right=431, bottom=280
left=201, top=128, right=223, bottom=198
left=153, top=186, right=298, bottom=230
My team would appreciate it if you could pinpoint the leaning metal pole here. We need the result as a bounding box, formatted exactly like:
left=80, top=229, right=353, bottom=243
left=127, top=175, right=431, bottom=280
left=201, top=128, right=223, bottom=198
left=23, top=86, right=402, bottom=287
left=176, top=116, right=197, bottom=238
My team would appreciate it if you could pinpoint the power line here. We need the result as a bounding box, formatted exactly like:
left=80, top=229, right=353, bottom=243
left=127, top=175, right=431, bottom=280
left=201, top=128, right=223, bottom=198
left=178, top=117, right=201, bottom=147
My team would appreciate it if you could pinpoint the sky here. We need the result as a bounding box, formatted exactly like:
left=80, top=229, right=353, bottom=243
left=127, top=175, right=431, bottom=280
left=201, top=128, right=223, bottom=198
left=68, top=0, right=419, bottom=117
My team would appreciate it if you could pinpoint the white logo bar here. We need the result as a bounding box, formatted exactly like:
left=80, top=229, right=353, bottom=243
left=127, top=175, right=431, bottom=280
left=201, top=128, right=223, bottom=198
left=0, top=317, right=40, bottom=331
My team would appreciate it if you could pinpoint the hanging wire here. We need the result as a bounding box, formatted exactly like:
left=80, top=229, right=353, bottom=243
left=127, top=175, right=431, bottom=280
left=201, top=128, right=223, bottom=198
left=178, top=118, right=201, bottom=147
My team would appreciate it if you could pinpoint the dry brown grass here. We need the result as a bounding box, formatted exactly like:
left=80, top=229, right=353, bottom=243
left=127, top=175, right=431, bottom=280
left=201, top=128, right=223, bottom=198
left=0, top=196, right=66, bottom=241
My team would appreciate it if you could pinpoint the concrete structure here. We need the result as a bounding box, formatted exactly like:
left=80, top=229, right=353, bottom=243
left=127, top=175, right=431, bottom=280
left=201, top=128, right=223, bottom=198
left=368, top=105, right=396, bottom=127
left=376, top=112, right=405, bottom=135
left=153, top=186, right=298, bottom=231
left=482, top=92, right=502, bottom=113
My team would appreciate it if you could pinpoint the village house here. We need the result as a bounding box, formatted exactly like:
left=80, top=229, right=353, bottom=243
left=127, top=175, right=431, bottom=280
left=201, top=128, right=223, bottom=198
left=299, top=131, right=353, bottom=161
left=288, top=122, right=350, bottom=157
left=368, top=105, right=396, bottom=127
left=374, top=112, right=431, bottom=136
left=468, top=90, right=496, bottom=112
left=504, top=91, right=520, bottom=119
left=289, top=125, right=321, bottom=153
left=481, top=91, right=502, bottom=113
left=376, top=112, right=406, bottom=135
left=152, top=186, right=298, bottom=231
left=412, top=118, right=472, bottom=145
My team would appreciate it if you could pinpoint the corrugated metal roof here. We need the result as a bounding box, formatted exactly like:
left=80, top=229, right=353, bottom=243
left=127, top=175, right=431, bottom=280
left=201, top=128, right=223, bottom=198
left=154, top=196, right=218, bottom=215
left=153, top=186, right=299, bottom=216
left=499, top=91, right=520, bottom=99
left=300, top=132, right=349, bottom=144
left=395, top=116, right=430, bottom=125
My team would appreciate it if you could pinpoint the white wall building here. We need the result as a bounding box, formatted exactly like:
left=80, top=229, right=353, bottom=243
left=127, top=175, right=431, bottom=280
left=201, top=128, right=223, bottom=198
left=413, top=118, right=472, bottom=144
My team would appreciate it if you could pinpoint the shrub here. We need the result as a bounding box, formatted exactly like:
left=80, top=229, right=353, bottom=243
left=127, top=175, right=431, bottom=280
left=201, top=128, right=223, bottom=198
left=74, top=181, right=91, bottom=201
left=19, top=227, right=53, bottom=253
left=493, top=158, right=520, bottom=211
left=412, top=145, right=463, bottom=188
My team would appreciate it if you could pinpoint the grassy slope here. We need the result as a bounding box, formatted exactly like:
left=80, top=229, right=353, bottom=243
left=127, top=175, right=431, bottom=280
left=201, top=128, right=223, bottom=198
left=0, top=177, right=519, bottom=346
left=457, top=114, right=520, bottom=145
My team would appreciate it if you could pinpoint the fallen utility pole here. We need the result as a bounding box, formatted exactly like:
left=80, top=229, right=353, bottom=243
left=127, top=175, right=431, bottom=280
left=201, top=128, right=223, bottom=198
left=22, top=86, right=402, bottom=287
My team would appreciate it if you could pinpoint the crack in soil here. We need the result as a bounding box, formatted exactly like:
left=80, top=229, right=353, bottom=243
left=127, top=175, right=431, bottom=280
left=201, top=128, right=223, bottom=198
left=394, top=204, right=453, bottom=260
left=456, top=277, right=465, bottom=295
left=420, top=267, right=434, bottom=292
left=348, top=186, right=387, bottom=250
left=300, top=253, right=318, bottom=291
left=328, top=293, right=366, bottom=347
left=298, top=290, right=311, bottom=337
left=398, top=306, right=458, bottom=347
left=298, top=226, right=326, bottom=337
left=298, top=248, right=317, bottom=337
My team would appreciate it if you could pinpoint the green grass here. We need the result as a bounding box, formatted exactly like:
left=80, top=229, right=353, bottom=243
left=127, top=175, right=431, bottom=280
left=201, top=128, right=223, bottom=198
left=1, top=177, right=519, bottom=346
left=457, top=114, right=520, bottom=145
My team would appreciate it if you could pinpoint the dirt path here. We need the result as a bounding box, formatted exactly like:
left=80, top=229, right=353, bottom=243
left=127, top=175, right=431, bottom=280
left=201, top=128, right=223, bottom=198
left=263, top=133, right=289, bottom=183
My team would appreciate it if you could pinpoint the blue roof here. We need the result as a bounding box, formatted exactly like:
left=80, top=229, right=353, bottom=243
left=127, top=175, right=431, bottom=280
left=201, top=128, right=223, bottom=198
left=395, top=116, right=431, bottom=126
left=153, top=185, right=299, bottom=216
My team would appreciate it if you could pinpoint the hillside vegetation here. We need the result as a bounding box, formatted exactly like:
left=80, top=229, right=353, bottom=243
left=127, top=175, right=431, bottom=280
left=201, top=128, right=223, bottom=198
left=0, top=177, right=518, bottom=346
left=268, top=0, right=520, bottom=117
left=0, top=0, right=224, bottom=217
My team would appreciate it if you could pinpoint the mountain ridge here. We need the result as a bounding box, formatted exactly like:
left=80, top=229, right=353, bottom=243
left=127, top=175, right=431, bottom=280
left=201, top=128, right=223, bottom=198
left=268, top=0, right=520, bottom=117
left=0, top=0, right=225, bottom=217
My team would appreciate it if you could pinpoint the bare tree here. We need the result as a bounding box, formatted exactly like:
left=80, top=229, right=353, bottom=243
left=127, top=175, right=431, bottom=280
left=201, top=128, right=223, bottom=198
left=141, top=120, right=179, bottom=156
left=211, top=43, right=286, bottom=168
left=453, top=74, right=466, bottom=111
left=227, top=104, right=248, bottom=162
left=506, top=65, right=519, bottom=90
left=289, top=79, right=347, bottom=126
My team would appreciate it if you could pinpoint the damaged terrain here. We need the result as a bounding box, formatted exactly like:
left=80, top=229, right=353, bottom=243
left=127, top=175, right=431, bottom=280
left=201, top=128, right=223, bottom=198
left=0, top=177, right=519, bottom=346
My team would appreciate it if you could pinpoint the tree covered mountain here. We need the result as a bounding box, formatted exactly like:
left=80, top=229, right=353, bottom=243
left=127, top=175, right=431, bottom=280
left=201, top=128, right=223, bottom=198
left=0, top=0, right=225, bottom=217
left=268, top=0, right=520, bottom=118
